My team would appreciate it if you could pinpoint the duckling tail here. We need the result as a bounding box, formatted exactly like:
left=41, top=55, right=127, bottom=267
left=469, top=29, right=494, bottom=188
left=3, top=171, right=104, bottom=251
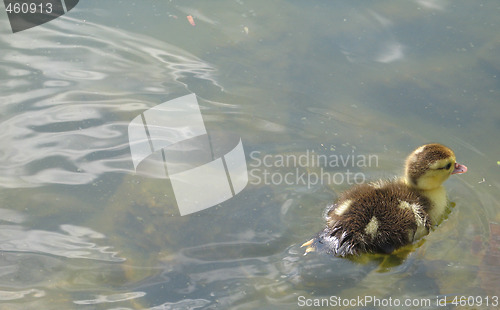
left=301, top=227, right=363, bottom=257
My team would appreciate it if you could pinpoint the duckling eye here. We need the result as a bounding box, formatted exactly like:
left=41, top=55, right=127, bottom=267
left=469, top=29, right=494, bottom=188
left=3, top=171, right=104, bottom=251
left=437, top=162, right=452, bottom=170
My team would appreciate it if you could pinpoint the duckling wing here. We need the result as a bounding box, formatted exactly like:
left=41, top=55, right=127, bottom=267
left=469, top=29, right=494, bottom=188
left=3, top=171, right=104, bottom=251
left=306, top=182, right=431, bottom=257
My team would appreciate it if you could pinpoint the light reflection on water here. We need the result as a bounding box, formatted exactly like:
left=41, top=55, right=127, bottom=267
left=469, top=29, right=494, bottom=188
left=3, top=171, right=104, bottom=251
left=0, top=208, right=124, bottom=306
left=0, top=223, right=123, bottom=261
left=0, top=0, right=499, bottom=309
left=0, top=14, right=220, bottom=189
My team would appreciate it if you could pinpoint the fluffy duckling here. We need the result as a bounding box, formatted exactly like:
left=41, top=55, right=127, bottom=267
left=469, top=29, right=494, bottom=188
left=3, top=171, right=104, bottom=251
left=302, top=143, right=467, bottom=257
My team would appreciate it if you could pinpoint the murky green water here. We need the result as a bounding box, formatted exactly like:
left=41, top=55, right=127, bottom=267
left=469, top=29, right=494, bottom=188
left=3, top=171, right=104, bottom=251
left=0, top=1, right=499, bottom=309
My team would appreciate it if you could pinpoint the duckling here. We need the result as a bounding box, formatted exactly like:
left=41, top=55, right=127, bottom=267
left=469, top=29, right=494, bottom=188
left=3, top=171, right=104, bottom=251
left=302, top=143, right=467, bottom=257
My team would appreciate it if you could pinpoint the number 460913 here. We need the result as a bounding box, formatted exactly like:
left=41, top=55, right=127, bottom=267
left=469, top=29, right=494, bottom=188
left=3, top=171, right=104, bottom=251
left=5, top=2, right=53, bottom=14
left=451, top=296, right=498, bottom=307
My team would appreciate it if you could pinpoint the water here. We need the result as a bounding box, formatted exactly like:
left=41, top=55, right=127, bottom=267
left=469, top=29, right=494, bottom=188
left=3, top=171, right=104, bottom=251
left=0, top=1, right=499, bottom=309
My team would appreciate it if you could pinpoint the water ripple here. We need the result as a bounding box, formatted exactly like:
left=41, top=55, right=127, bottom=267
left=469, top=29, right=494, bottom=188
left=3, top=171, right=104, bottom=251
left=0, top=289, right=45, bottom=301
left=0, top=208, right=123, bottom=262
left=74, top=291, right=146, bottom=305
left=0, top=17, right=221, bottom=188
left=337, top=9, right=405, bottom=63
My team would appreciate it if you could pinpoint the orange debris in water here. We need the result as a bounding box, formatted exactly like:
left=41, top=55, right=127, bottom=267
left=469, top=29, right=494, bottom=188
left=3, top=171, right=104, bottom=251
left=187, top=15, right=195, bottom=26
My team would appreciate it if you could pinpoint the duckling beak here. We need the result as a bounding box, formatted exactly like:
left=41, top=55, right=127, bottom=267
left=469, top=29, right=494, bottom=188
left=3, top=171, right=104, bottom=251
left=452, top=162, right=467, bottom=174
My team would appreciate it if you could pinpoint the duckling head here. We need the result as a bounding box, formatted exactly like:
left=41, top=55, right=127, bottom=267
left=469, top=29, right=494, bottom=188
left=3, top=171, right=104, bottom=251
left=404, top=143, right=467, bottom=191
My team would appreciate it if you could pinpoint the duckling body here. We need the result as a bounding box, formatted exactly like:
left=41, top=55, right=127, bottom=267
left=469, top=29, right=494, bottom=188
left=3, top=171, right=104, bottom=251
left=303, top=143, right=467, bottom=257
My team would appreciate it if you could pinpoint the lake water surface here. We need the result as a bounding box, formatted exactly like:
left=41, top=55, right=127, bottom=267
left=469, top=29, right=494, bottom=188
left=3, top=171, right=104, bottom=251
left=0, top=1, right=499, bottom=309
